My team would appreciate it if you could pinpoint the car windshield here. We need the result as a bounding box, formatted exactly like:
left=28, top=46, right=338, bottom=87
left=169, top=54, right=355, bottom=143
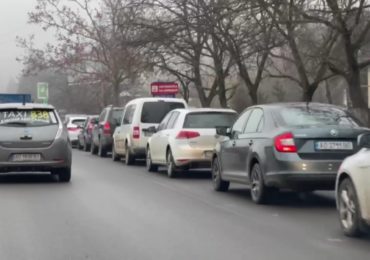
left=183, top=112, right=237, bottom=129
left=141, top=102, right=185, bottom=123
left=277, top=106, right=361, bottom=127
left=0, top=109, right=58, bottom=127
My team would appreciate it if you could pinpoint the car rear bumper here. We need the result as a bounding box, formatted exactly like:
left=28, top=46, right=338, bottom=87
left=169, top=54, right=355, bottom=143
left=172, top=145, right=213, bottom=168
left=0, top=139, right=72, bottom=173
left=265, top=172, right=337, bottom=191
left=0, top=160, right=70, bottom=173
left=101, top=135, right=113, bottom=150
left=264, top=155, right=341, bottom=191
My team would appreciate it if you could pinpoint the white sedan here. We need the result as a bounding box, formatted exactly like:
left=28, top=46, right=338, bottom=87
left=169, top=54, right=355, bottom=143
left=146, top=108, right=237, bottom=177
left=336, top=133, right=370, bottom=237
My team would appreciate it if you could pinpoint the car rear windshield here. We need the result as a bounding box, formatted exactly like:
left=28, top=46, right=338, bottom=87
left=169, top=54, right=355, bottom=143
left=141, top=102, right=185, bottom=123
left=0, top=109, right=58, bottom=127
left=183, top=112, right=237, bottom=129
left=276, top=106, right=361, bottom=127
left=71, top=119, right=85, bottom=127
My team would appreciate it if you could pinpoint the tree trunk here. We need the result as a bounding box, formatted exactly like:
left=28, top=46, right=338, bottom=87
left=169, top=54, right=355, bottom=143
left=112, top=82, right=120, bottom=106
left=325, top=81, right=333, bottom=104
left=302, top=85, right=316, bottom=102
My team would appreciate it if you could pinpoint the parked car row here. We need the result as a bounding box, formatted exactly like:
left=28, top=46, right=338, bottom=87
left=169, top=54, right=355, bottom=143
left=74, top=99, right=370, bottom=237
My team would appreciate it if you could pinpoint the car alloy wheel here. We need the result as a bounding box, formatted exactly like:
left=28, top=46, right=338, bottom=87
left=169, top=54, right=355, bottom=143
left=338, top=178, right=362, bottom=237
left=125, top=144, right=135, bottom=165
left=146, top=147, right=158, bottom=172
left=166, top=150, right=177, bottom=178
left=250, top=163, right=271, bottom=204
left=212, top=157, right=229, bottom=192
left=112, top=146, right=120, bottom=161
left=98, top=139, right=107, bottom=157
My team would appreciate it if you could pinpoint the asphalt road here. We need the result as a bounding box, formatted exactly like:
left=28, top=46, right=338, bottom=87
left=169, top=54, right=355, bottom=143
left=0, top=150, right=368, bottom=260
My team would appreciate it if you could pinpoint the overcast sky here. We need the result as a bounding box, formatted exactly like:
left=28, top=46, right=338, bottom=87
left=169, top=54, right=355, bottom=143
left=0, top=0, right=51, bottom=92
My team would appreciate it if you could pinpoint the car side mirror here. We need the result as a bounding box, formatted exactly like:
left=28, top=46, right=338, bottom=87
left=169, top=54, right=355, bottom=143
left=216, top=127, right=231, bottom=137
left=358, top=133, right=370, bottom=148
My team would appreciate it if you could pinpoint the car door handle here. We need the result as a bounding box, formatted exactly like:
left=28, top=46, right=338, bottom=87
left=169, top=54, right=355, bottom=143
left=249, top=140, right=254, bottom=146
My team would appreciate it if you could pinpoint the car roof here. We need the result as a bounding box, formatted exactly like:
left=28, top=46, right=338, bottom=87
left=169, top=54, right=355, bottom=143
left=0, top=103, right=55, bottom=110
left=173, top=108, right=237, bottom=114
left=250, top=102, right=346, bottom=111
left=125, top=97, right=186, bottom=106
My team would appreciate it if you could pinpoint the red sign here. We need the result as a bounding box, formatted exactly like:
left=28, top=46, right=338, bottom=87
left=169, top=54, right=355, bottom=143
left=151, top=82, right=179, bottom=96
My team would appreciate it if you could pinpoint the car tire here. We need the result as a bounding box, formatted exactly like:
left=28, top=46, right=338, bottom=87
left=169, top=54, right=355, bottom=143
left=78, top=140, right=83, bottom=150
left=98, top=139, right=107, bottom=157
left=90, top=140, right=98, bottom=155
left=146, top=147, right=158, bottom=172
left=125, top=143, right=135, bottom=165
left=58, top=167, right=71, bottom=183
left=83, top=139, right=89, bottom=152
left=338, top=178, right=363, bottom=237
left=212, top=157, right=229, bottom=192
left=112, top=146, right=120, bottom=162
left=250, top=163, right=272, bottom=204
left=166, top=149, right=178, bottom=178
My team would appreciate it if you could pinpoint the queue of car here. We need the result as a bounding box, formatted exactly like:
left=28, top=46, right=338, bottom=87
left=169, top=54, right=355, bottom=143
left=0, top=97, right=369, bottom=237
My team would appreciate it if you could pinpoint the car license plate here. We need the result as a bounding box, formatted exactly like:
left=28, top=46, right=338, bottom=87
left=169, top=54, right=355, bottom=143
left=315, top=141, right=353, bottom=151
left=11, top=154, right=41, bottom=162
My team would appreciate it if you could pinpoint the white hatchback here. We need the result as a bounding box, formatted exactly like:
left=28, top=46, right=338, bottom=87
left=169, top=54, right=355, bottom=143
left=336, top=133, right=370, bottom=237
left=146, top=108, right=237, bottom=177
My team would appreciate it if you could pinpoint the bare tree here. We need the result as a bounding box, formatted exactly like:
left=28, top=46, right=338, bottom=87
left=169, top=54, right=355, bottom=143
left=17, top=0, right=143, bottom=106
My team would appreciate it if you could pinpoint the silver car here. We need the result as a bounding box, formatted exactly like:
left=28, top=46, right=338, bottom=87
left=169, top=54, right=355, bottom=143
left=0, top=103, right=72, bottom=182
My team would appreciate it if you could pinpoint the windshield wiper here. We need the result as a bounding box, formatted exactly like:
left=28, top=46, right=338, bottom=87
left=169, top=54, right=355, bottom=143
left=0, top=121, right=29, bottom=126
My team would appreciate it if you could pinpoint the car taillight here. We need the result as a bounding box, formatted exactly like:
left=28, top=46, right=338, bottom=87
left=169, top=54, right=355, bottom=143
left=103, top=122, right=111, bottom=135
left=176, top=130, right=200, bottom=139
left=133, top=126, right=140, bottom=139
left=274, top=132, right=297, bottom=153
left=67, top=127, right=79, bottom=132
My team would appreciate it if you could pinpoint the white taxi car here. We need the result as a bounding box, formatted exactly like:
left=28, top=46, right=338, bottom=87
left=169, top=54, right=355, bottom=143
left=146, top=108, right=237, bottom=177
left=336, top=133, right=370, bottom=236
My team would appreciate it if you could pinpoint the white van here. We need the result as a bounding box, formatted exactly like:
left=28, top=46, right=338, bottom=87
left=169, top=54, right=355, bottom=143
left=112, top=97, right=187, bottom=164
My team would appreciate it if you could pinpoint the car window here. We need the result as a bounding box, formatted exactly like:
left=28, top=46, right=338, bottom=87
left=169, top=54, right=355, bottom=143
left=244, top=109, right=264, bottom=133
left=141, top=102, right=185, bottom=123
left=99, top=109, right=107, bottom=123
left=122, top=105, right=136, bottom=125
left=0, top=109, right=58, bottom=127
left=232, top=110, right=252, bottom=137
left=110, top=109, right=123, bottom=124
left=166, top=111, right=180, bottom=129
left=276, top=106, right=361, bottom=127
left=157, top=112, right=173, bottom=131
left=183, top=112, right=236, bottom=129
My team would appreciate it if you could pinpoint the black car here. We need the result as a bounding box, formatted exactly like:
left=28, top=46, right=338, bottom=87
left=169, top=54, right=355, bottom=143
left=91, top=106, right=123, bottom=157
left=77, top=115, right=99, bottom=151
left=212, top=103, right=370, bottom=204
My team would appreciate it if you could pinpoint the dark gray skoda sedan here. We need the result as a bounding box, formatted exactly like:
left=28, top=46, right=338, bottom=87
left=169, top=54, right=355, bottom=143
left=212, top=103, right=370, bottom=204
left=0, top=103, right=72, bottom=182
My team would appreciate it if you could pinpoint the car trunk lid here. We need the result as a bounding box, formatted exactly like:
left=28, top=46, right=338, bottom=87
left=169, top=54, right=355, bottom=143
left=291, top=127, right=369, bottom=160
